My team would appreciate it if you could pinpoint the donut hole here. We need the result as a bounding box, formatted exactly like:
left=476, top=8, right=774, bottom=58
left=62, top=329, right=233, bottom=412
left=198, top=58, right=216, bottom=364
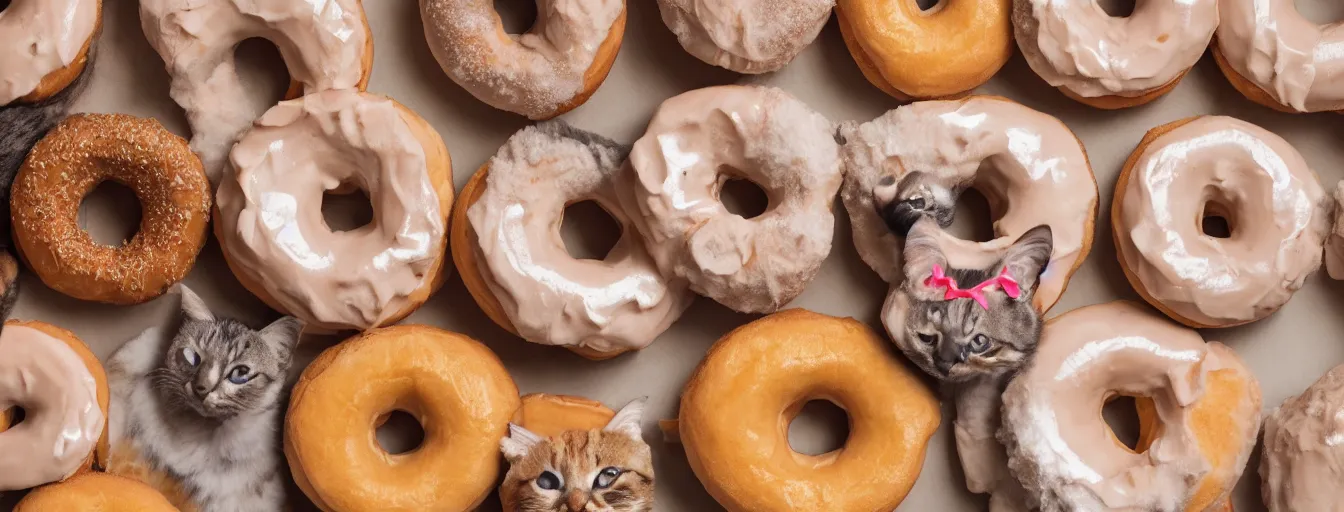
left=561, top=200, right=621, bottom=261
left=375, top=410, right=425, bottom=456
left=232, top=38, right=290, bottom=116
left=0, top=1, right=10, bottom=13
left=913, top=0, right=942, bottom=12
left=321, top=187, right=376, bottom=233
left=717, top=172, right=770, bottom=220
left=1200, top=201, right=1235, bottom=239
left=1097, top=0, right=1136, bottom=18
left=1102, top=396, right=1144, bottom=452
left=0, top=406, right=24, bottom=429
left=494, top=0, right=539, bottom=34
left=947, top=188, right=997, bottom=243
left=78, top=181, right=142, bottom=247
left=787, top=400, right=850, bottom=456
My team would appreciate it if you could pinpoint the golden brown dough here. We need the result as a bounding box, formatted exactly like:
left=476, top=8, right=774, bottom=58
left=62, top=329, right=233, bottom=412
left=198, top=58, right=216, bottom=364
left=15, top=473, right=178, bottom=512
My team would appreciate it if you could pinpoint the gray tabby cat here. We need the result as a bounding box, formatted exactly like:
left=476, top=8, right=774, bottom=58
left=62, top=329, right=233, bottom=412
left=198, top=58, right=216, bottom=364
left=106, top=285, right=302, bottom=512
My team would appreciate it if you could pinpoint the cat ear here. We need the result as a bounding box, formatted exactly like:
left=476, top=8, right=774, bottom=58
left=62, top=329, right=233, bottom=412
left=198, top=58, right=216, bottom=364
left=902, top=217, right=948, bottom=291
left=178, top=284, right=213, bottom=323
left=1002, top=225, right=1053, bottom=296
left=603, top=397, right=647, bottom=441
left=500, top=423, right=544, bottom=463
left=259, top=316, right=303, bottom=354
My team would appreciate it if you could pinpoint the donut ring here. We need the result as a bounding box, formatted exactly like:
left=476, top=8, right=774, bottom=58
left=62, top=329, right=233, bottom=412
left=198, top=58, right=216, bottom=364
left=1113, top=116, right=1330, bottom=328
left=452, top=122, right=692, bottom=359
left=0, top=0, right=101, bottom=105
left=420, top=0, right=626, bottom=119
left=216, top=90, right=452, bottom=333
left=1260, top=364, right=1344, bottom=511
left=1214, top=0, right=1344, bottom=113
left=512, top=394, right=617, bottom=437
left=15, top=473, right=177, bottom=512
left=1012, top=0, right=1217, bottom=109
left=1002, top=301, right=1260, bottom=511
left=675, top=309, right=940, bottom=511
left=0, top=320, right=109, bottom=492
left=285, top=325, right=520, bottom=511
left=655, top=0, right=834, bottom=73
left=622, top=85, right=842, bottom=313
left=11, top=113, right=211, bottom=305
left=836, top=0, right=1012, bottom=100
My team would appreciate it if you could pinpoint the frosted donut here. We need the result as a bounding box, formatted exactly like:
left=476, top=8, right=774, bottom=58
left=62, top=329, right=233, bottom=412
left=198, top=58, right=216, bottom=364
left=1013, top=0, right=1217, bottom=109
left=1260, top=364, right=1344, bottom=511
left=656, top=0, right=834, bottom=73
left=452, top=122, right=691, bottom=359
left=420, top=0, right=626, bottom=119
left=139, top=0, right=373, bottom=182
left=1001, top=301, right=1261, bottom=512
left=285, top=325, right=520, bottom=511
left=0, top=0, right=100, bottom=105
left=216, top=90, right=453, bottom=333
left=836, top=0, right=1012, bottom=100
left=15, top=473, right=177, bottom=512
left=1113, top=116, right=1330, bottom=328
left=0, top=320, right=109, bottom=492
left=11, top=114, right=211, bottom=305
left=675, top=309, right=940, bottom=511
left=621, top=85, right=842, bottom=313
left=1214, top=0, right=1344, bottom=113
left=839, top=95, right=1097, bottom=313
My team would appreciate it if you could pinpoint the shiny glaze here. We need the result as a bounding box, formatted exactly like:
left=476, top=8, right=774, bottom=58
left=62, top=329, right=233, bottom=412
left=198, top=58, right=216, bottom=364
left=840, top=96, right=1097, bottom=313
left=1261, top=364, right=1344, bottom=511
left=0, top=0, right=99, bottom=104
left=1014, top=0, right=1218, bottom=98
left=622, top=85, right=841, bottom=314
left=216, top=90, right=443, bottom=332
left=0, top=325, right=104, bottom=491
left=140, top=0, right=370, bottom=183
left=1115, top=116, right=1328, bottom=327
left=1216, top=0, right=1344, bottom=112
left=656, top=0, right=834, bottom=73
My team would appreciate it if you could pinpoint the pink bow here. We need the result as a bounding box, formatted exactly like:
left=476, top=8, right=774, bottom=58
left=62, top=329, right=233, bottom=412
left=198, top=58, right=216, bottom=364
left=923, top=265, right=1021, bottom=309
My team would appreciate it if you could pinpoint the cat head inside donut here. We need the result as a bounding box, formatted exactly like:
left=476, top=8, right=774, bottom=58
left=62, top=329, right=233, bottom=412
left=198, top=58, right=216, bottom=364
left=875, top=171, right=959, bottom=237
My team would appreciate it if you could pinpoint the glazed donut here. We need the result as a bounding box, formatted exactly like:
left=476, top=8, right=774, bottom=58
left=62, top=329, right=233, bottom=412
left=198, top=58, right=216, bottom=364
left=512, top=394, right=617, bottom=436
left=11, top=114, right=211, bottom=305
left=1260, top=364, right=1344, bottom=511
left=0, top=320, right=109, bottom=492
left=1001, top=301, right=1261, bottom=512
left=216, top=90, right=453, bottom=333
left=285, top=325, right=520, bottom=511
left=139, top=0, right=373, bottom=182
left=1113, top=116, right=1329, bottom=328
left=420, top=0, right=626, bottom=119
left=621, top=85, right=841, bottom=314
left=15, top=473, right=177, bottom=512
left=839, top=95, right=1097, bottom=313
left=836, top=0, right=1012, bottom=100
left=1214, top=0, right=1344, bottom=113
left=453, top=122, right=692, bottom=359
left=656, top=0, right=834, bottom=73
left=1013, top=0, right=1217, bottom=109
left=675, top=309, right=940, bottom=511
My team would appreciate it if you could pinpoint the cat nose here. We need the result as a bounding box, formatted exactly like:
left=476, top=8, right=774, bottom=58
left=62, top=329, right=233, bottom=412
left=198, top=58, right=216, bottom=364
left=193, top=383, right=209, bottom=397
left=564, top=490, right=587, bottom=511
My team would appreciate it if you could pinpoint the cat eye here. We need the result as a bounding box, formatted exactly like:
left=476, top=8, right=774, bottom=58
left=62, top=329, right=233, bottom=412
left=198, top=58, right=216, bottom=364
left=182, top=347, right=200, bottom=366
left=536, top=471, right=562, bottom=491
left=918, top=333, right=938, bottom=346
left=227, top=365, right=253, bottom=384
left=594, top=467, right=622, bottom=489
left=970, top=334, right=992, bottom=354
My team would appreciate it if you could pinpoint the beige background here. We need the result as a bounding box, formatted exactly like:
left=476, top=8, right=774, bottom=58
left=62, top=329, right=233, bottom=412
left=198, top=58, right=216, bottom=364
left=6, top=1, right=1344, bottom=511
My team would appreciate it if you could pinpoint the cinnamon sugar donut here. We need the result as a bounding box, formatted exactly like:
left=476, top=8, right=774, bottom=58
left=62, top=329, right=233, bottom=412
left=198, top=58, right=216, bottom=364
left=656, top=0, right=834, bottom=73
left=420, top=0, right=626, bottom=119
left=15, top=473, right=177, bottom=512
left=11, top=114, right=211, bottom=305
left=1214, top=0, right=1344, bottom=113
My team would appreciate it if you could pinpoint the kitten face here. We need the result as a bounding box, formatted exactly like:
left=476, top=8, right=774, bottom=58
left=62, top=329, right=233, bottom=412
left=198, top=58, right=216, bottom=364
left=151, top=286, right=302, bottom=419
left=499, top=399, right=654, bottom=512
left=875, top=171, right=959, bottom=237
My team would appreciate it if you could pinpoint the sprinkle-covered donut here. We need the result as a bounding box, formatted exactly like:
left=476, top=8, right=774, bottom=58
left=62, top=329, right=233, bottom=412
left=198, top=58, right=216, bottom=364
left=1214, top=0, right=1344, bottom=113
left=656, top=0, right=834, bottom=73
left=622, top=85, right=842, bottom=314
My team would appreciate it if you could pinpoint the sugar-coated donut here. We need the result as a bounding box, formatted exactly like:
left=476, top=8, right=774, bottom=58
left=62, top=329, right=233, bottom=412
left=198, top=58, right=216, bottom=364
left=840, top=95, right=1097, bottom=313
left=453, top=122, right=692, bottom=360
left=285, top=325, right=520, bottom=512
left=1260, top=364, right=1344, bottom=511
left=1002, top=301, right=1261, bottom=512
left=15, top=473, right=178, bottom=512
left=420, top=0, right=626, bottom=119
left=139, top=0, right=373, bottom=182
left=622, top=85, right=842, bottom=314
left=836, top=0, right=1012, bottom=100
left=0, top=320, right=109, bottom=492
left=675, top=309, right=940, bottom=511
left=216, top=90, right=453, bottom=333
left=656, top=0, right=834, bottom=73
left=1012, top=0, right=1217, bottom=109
left=1214, top=0, right=1344, bottom=113
left=1113, top=116, right=1329, bottom=328
left=11, top=114, right=211, bottom=305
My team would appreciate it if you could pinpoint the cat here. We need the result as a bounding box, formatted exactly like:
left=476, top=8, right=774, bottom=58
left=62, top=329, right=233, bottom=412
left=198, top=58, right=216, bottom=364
left=106, top=285, right=302, bottom=512
left=499, top=398, right=655, bottom=512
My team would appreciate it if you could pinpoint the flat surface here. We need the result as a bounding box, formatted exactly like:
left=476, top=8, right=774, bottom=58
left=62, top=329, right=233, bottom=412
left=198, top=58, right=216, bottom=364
left=8, top=1, right=1344, bottom=511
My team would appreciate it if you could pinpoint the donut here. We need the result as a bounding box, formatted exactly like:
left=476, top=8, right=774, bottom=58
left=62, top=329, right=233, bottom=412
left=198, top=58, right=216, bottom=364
left=420, top=0, right=626, bottom=119
left=216, top=90, right=453, bottom=333
left=621, top=85, right=842, bottom=314
left=139, top=0, right=373, bottom=182
left=674, top=309, right=940, bottom=511
left=1326, top=182, right=1344, bottom=279
left=453, top=122, right=692, bottom=359
left=285, top=325, right=520, bottom=511
left=11, top=114, right=211, bottom=305
left=512, top=394, right=617, bottom=436
left=1001, top=301, right=1261, bottom=512
left=655, top=0, right=833, bottom=73
left=835, top=0, right=1012, bottom=100
left=1214, top=0, right=1344, bottom=113
left=0, top=320, right=110, bottom=492
left=1012, top=0, right=1217, bottom=109
left=1260, top=364, right=1344, bottom=511
left=839, top=95, right=1097, bottom=313
left=1113, top=116, right=1330, bottom=328
left=15, top=473, right=178, bottom=512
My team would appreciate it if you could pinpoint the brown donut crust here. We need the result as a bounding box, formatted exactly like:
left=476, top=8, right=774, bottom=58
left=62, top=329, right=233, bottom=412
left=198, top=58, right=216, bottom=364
left=1059, top=69, right=1189, bottom=110
left=14, top=1, right=103, bottom=105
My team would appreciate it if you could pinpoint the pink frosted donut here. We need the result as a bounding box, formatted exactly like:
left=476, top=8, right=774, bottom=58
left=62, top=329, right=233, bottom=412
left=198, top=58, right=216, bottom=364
left=1215, top=0, right=1344, bottom=113
left=0, top=0, right=100, bottom=105
left=656, top=0, right=835, bottom=73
